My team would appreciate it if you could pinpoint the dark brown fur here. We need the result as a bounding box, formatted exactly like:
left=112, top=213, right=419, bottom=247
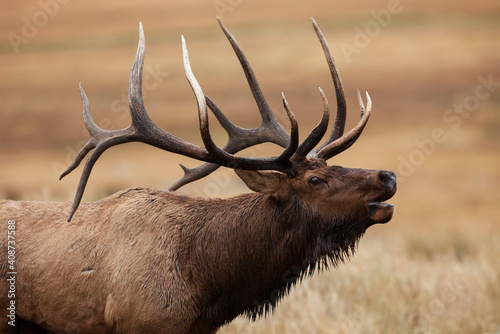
left=0, top=159, right=396, bottom=333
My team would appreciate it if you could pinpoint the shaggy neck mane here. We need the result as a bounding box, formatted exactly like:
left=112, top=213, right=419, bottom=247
left=184, top=191, right=368, bottom=327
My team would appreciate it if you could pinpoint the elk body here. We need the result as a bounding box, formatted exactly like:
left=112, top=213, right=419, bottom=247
left=0, top=19, right=396, bottom=334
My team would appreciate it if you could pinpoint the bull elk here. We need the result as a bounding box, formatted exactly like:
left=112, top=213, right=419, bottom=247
left=1, top=18, right=396, bottom=334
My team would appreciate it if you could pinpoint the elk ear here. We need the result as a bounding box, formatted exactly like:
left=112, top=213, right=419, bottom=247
left=235, top=170, right=288, bottom=199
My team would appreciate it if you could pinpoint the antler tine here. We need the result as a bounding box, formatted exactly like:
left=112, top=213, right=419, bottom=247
left=292, top=87, right=330, bottom=159
left=183, top=34, right=299, bottom=174
left=310, top=18, right=347, bottom=156
left=128, top=22, right=151, bottom=127
left=315, top=90, right=371, bottom=160
left=65, top=133, right=123, bottom=222
left=182, top=35, right=208, bottom=138
left=217, top=17, right=290, bottom=145
left=279, top=93, right=300, bottom=162
left=59, top=84, right=100, bottom=180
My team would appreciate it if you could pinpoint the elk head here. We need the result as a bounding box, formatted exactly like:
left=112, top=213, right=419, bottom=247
left=60, top=18, right=397, bottom=231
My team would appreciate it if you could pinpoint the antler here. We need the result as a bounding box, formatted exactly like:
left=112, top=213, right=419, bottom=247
left=60, top=23, right=212, bottom=221
left=61, top=19, right=372, bottom=221
left=170, top=18, right=369, bottom=187
left=183, top=35, right=299, bottom=173
left=61, top=22, right=302, bottom=221
left=309, top=18, right=372, bottom=160
left=170, top=18, right=293, bottom=190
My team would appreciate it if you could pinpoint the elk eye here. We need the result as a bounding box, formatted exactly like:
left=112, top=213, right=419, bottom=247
left=309, top=176, right=324, bottom=187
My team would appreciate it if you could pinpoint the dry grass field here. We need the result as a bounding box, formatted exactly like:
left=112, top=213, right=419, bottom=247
left=1, top=0, right=499, bottom=333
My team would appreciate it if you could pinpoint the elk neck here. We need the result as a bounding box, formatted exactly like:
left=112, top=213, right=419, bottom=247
left=174, top=189, right=364, bottom=326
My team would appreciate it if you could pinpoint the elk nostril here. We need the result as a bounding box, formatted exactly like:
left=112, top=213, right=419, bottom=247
left=377, top=170, right=396, bottom=187
left=378, top=171, right=388, bottom=183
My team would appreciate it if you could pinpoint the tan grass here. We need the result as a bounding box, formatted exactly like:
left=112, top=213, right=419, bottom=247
left=220, top=237, right=500, bottom=333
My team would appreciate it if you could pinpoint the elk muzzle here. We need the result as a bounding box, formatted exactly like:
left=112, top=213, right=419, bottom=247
left=367, top=170, right=397, bottom=223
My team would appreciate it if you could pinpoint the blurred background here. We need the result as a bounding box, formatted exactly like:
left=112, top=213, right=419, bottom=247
left=1, top=0, right=499, bottom=333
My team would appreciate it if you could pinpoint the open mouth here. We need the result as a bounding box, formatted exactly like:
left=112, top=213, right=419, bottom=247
left=367, top=188, right=397, bottom=224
